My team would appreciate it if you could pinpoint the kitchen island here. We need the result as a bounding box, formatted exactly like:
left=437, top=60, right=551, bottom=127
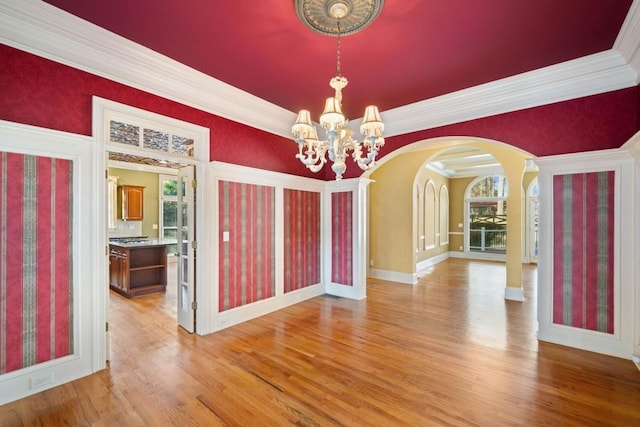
left=109, top=238, right=176, bottom=298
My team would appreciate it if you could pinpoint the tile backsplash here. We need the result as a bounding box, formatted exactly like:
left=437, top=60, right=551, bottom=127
left=108, top=220, right=143, bottom=238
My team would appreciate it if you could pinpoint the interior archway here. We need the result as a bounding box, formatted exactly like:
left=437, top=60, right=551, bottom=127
left=366, top=137, right=536, bottom=301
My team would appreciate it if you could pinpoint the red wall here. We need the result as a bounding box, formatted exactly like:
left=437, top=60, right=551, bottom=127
left=331, top=191, right=353, bottom=286
left=218, top=181, right=275, bottom=311
left=1, top=153, right=73, bottom=375
left=284, top=189, right=321, bottom=293
left=553, top=171, right=614, bottom=334
left=0, top=44, right=316, bottom=178
left=1, top=44, right=638, bottom=181
left=337, top=87, right=640, bottom=180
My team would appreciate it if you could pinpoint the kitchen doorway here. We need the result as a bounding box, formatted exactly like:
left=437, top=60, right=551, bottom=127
left=94, top=96, right=210, bottom=364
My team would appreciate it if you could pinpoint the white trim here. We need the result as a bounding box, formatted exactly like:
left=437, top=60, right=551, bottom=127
left=108, top=160, right=179, bottom=176
left=449, top=251, right=506, bottom=262
left=0, top=121, right=97, bottom=405
left=1, top=0, right=638, bottom=139
left=535, top=149, right=634, bottom=359
left=525, top=178, right=539, bottom=264
left=504, top=286, right=525, bottom=302
left=378, top=50, right=637, bottom=137
left=0, top=0, right=295, bottom=138
left=622, top=131, right=640, bottom=363
left=368, top=269, right=417, bottom=285
left=416, top=252, right=450, bottom=275
left=614, top=0, right=640, bottom=80
left=208, top=162, right=329, bottom=333
left=215, top=285, right=325, bottom=332
left=324, top=178, right=372, bottom=301
left=92, top=97, right=211, bottom=341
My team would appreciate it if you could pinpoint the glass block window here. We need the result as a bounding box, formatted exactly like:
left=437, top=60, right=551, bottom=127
left=109, top=121, right=139, bottom=146
left=172, top=135, right=195, bottom=156
left=143, top=129, right=169, bottom=152
left=108, top=119, right=195, bottom=158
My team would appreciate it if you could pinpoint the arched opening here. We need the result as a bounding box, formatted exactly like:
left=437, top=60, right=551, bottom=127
left=367, top=136, right=532, bottom=300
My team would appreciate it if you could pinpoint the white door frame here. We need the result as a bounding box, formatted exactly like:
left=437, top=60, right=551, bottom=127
left=92, top=97, right=211, bottom=370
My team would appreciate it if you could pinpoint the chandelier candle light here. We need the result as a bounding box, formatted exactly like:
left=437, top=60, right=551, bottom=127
left=292, top=0, right=385, bottom=181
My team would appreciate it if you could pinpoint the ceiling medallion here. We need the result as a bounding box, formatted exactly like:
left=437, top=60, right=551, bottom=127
left=294, top=0, right=384, bottom=36
left=292, top=0, right=385, bottom=181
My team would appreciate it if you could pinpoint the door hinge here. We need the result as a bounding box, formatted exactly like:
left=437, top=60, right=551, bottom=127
left=105, top=169, right=108, bottom=179
left=191, top=301, right=197, bottom=310
left=106, top=322, right=109, bottom=332
left=191, top=179, right=197, bottom=189
left=106, top=245, right=109, bottom=256
left=191, top=240, right=197, bottom=249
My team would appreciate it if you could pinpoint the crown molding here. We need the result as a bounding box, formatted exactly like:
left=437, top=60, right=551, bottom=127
left=1, top=0, right=638, bottom=141
left=0, top=0, right=297, bottom=138
left=614, top=0, right=640, bottom=82
left=380, top=50, right=637, bottom=137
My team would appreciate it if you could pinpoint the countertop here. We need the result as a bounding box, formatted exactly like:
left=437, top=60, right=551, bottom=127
left=109, top=238, right=177, bottom=248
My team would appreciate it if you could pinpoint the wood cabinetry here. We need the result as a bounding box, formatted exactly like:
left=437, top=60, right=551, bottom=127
left=109, top=243, right=167, bottom=297
left=118, top=185, right=144, bottom=220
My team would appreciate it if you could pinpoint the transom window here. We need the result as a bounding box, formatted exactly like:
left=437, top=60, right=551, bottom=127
left=109, top=120, right=195, bottom=157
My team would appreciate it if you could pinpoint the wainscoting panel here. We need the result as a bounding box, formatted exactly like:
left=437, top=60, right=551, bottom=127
left=218, top=180, right=275, bottom=311
left=552, top=171, right=614, bottom=333
left=0, top=152, right=73, bottom=375
left=283, top=189, right=321, bottom=293
left=535, top=150, right=633, bottom=359
left=331, top=191, right=353, bottom=286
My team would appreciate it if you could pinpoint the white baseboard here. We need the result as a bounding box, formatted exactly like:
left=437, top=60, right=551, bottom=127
left=211, top=284, right=324, bottom=333
left=449, top=251, right=506, bottom=262
left=504, top=286, right=525, bottom=301
left=368, top=268, right=417, bottom=285
left=416, top=252, right=450, bottom=274
left=537, top=326, right=633, bottom=360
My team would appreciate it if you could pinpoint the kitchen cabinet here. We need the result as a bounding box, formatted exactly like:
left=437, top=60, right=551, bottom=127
left=109, top=241, right=168, bottom=297
left=118, top=185, right=144, bottom=220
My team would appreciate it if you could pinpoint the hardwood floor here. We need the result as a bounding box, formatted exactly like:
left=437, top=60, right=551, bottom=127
left=2, top=259, right=640, bottom=426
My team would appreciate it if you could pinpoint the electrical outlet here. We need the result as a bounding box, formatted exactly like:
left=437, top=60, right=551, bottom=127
left=30, top=372, right=53, bottom=389
left=369, top=259, right=374, bottom=266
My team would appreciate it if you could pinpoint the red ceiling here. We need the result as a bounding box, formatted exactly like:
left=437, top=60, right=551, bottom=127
left=43, top=0, right=632, bottom=121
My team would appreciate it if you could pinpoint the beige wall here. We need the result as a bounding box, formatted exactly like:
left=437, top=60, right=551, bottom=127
left=523, top=171, right=538, bottom=192
left=109, top=167, right=160, bottom=238
left=368, top=138, right=530, bottom=289
left=448, top=177, right=474, bottom=252
left=414, top=168, right=450, bottom=263
left=369, top=152, right=429, bottom=273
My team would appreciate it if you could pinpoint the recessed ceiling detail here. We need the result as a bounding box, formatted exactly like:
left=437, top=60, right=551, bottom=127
left=294, top=0, right=384, bottom=36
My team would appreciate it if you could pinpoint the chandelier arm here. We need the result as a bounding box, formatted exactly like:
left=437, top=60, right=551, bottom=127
left=294, top=138, right=329, bottom=172
left=352, top=136, right=385, bottom=170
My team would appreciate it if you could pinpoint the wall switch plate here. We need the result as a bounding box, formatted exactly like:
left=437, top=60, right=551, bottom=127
left=223, top=231, right=230, bottom=242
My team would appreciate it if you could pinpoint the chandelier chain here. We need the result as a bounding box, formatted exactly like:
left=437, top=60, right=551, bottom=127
left=336, top=19, right=342, bottom=76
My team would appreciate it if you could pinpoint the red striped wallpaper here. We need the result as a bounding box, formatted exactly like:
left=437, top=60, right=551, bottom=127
left=1, top=152, right=73, bottom=375
left=552, top=171, right=614, bottom=333
left=331, top=192, right=353, bottom=286
left=218, top=181, right=275, bottom=311
left=283, top=189, right=321, bottom=293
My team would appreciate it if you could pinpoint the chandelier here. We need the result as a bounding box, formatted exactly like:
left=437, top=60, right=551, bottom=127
left=292, top=0, right=385, bottom=181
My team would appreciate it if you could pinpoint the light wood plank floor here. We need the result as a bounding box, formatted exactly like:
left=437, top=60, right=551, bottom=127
left=2, top=259, right=640, bottom=426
